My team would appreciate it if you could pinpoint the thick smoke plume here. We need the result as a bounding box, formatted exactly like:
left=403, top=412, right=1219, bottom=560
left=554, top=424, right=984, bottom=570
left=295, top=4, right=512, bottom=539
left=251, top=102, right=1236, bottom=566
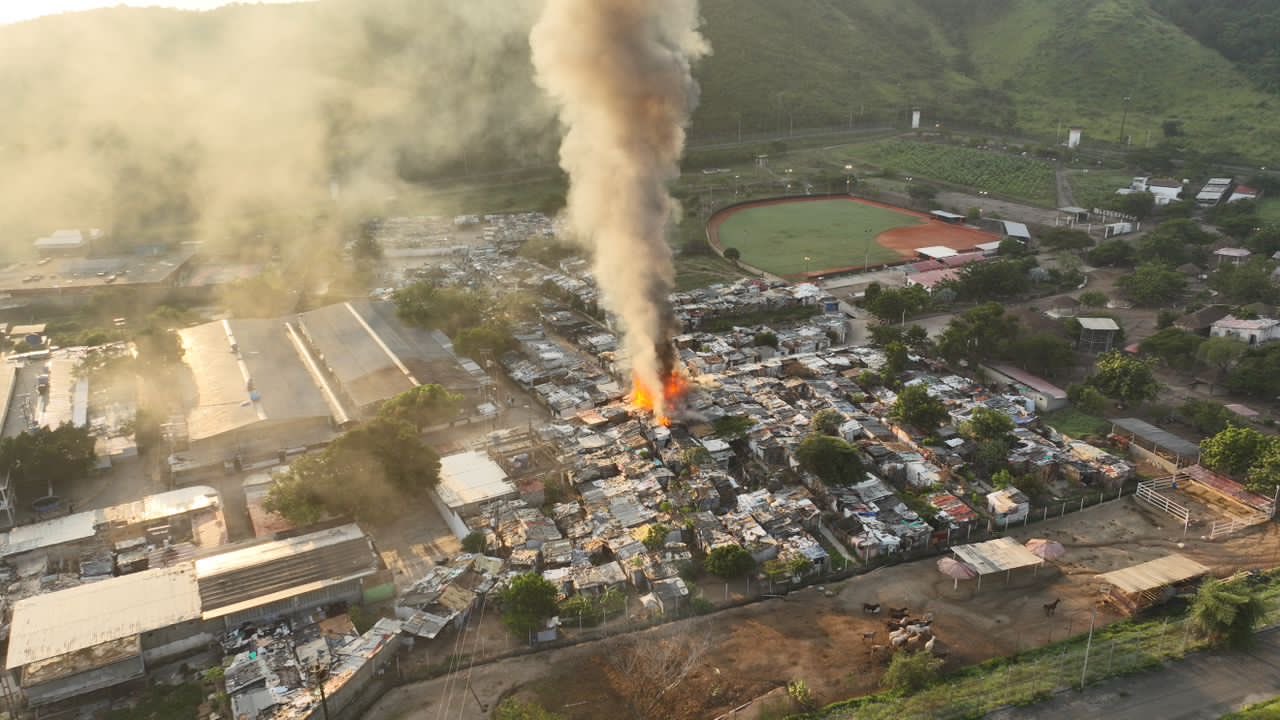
left=0, top=0, right=552, bottom=258
left=530, top=0, right=709, bottom=419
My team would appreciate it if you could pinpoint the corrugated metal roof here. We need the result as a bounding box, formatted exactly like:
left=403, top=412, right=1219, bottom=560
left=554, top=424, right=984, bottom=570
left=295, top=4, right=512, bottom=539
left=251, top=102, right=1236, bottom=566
left=6, top=564, right=201, bottom=668
left=1097, top=553, right=1209, bottom=595
left=437, top=451, right=517, bottom=509
left=1110, top=417, right=1201, bottom=458
left=1077, top=317, right=1120, bottom=331
left=179, top=319, right=332, bottom=441
left=950, top=537, right=1042, bottom=575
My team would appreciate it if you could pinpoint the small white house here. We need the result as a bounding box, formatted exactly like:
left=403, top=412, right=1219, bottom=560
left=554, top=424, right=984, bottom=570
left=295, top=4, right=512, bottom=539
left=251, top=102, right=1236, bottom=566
left=1211, top=316, right=1280, bottom=346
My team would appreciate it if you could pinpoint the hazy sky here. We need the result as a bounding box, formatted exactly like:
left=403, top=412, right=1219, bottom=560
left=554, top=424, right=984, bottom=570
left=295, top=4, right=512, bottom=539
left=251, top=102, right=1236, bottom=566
left=0, top=1, right=308, bottom=26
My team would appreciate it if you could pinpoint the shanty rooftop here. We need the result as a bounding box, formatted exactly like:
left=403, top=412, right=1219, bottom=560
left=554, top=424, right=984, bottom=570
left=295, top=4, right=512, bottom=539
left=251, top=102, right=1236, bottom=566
left=437, top=451, right=518, bottom=510
left=1097, top=553, right=1209, bottom=596
left=950, top=536, right=1043, bottom=575
left=6, top=564, right=202, bottom=668
left=0, top=485, right=221, bottom=558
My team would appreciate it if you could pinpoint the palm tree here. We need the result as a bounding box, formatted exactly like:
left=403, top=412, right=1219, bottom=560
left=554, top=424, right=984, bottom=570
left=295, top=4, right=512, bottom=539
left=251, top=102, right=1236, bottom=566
left=1190, top=578, right=1269, bottom=649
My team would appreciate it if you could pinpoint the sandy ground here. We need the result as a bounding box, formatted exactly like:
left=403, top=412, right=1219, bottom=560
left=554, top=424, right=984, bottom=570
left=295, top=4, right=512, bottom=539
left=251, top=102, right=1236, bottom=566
left=363, top=496, right=1280, bottom=720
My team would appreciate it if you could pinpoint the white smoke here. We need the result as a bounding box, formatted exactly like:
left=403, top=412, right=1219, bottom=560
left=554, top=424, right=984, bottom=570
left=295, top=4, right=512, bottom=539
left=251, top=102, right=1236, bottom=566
left=530, top=0, right=709, bottom=419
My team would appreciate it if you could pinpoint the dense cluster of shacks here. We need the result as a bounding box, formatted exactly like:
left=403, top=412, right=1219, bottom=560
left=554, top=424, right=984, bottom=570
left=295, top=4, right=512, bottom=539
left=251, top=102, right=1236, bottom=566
left=399, top=235, right=1137, bottom=635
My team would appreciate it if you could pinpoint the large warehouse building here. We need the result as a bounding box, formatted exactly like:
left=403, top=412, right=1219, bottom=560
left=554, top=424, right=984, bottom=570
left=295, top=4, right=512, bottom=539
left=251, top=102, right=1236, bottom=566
left=4, top=523, right=387, bottom=708
left=169, top=301, right=491, bottom=478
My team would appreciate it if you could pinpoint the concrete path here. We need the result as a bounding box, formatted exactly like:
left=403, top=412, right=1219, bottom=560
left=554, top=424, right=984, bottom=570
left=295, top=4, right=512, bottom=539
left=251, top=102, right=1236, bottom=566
left=988, top=629, right=1280, bottom=720
left=1055, top=168, right=1076, bottom=208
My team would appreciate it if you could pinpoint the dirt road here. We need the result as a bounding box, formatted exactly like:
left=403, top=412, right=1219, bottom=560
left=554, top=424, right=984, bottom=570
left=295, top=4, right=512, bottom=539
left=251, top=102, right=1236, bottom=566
left=363, top=498, right=1280, bottom=720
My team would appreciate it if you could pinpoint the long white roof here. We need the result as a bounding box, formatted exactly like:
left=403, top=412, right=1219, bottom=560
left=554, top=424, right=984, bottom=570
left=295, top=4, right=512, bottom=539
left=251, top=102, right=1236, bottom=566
left=6, top=564, right=202, bottom=668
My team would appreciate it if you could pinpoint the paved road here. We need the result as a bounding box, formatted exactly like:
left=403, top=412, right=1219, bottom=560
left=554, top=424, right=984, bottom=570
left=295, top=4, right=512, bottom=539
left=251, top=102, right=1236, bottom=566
left=989, top=629, right=1280, bottom=720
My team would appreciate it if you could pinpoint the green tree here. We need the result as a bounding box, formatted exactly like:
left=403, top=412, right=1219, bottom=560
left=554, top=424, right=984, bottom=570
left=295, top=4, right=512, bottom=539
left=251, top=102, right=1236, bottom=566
left=1208, top=260, right=1280, bottom=305
left=997, top=238, right=1029, bottom=257
left=378, top=384, right=463, bottom=431
left=1067, top=384, right=1109, bottom=415
left=950, top=258, right=1033, bottom=301
left=501, top=574, right=561, bottom=637
left=1038, top=227, right=1094, bottom=251
left=1200, top=425, right=1271, bottom=477
left=884, top=341, right=909, bottom=378
left=881, top=651, right=943, bottom=694
left=0, top=423, right=97, bottom=498
left=795, top=434, right=865, bottom=485
left=1087, top=352, right=1160, bottom=406
left=753, top=331, right=778, bottom=349
left=1140, top=328, right=1205, bottom=370
left=704, top=544, right=755, bottom=578
left=454, top=320, right=517, bottom=360
left=1078, top=291, right=1108, bottom=308
left=1246, top=443, right=1280, bottom=496
left=723, top=247, right=741, bottom=263
left=643, top=524, right=670, bottom=551
left=1118, top=263, right=1187, bottom=306
left=961, top=407, right=1015, bottom=445
left=867, top=286, right=931, bottom=324
left=810, top=408, right=845, bottom=436
left=936, top=303, right=1020, bottom=365
left=1197, top=336, right=1248, bottom=376
left=891, top=384, right=950, bottom=431
left=1179, top=400, right=1234, bottom=435
left=1226, top=344, right=1280, bottom=397
left=330, top=417, right=441, bottom=495
left=393, top=283, right=487, bottom=336
left=1007, top=333, right=1074, bottom=377
left=1086, top=240, right=1137, bottom=268
left=1110, top=191, right=1155, bottom=219
left=462, top=531, right=487, bottom=554
left=1190, top=578, right=1269, bottom=649
left=712, top=415, right=754, bottom=440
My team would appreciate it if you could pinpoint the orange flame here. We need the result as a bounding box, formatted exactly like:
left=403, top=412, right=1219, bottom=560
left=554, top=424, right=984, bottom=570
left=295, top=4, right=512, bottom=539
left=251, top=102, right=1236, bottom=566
left=631, top=370, right=689, bottom=427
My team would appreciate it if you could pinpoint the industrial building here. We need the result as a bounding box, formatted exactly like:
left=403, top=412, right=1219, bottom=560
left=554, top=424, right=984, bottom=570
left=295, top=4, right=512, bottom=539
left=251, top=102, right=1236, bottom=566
left=3, top=523, right=386, bottom=709
left=295, top=299, right=490, bottom=418
left=169, top=301, right=492, bottom=479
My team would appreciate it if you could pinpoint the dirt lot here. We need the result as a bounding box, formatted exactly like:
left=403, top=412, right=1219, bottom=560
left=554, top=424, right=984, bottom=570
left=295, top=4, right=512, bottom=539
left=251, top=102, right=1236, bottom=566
left=363, top=497, right=1280, bottom=720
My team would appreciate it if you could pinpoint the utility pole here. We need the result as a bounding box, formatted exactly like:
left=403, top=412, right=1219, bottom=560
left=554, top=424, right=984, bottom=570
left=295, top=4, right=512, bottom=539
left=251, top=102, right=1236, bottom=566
left=1118, top=96, right=1132, bottom=146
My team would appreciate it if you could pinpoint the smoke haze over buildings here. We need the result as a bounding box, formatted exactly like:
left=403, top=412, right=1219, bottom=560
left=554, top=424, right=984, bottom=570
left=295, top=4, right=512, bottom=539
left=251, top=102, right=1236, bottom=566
left=530, top=0, right=708, bottom=417
left=0, top=0, right=554, bottom=256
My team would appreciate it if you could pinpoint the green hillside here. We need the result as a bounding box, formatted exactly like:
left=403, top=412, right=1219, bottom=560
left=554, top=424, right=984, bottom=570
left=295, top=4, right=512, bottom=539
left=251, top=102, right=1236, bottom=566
left=0, top=0, right=1278, bottom=250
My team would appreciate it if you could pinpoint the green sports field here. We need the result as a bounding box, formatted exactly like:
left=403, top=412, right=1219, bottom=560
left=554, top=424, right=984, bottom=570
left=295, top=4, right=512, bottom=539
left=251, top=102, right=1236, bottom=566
left=715, top=199, right=921, bottom=276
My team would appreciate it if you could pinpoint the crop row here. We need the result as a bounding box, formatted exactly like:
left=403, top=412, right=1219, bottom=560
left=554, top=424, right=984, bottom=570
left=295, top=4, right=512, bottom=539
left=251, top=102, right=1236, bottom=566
left=850, top=140, right=1058, bottom=206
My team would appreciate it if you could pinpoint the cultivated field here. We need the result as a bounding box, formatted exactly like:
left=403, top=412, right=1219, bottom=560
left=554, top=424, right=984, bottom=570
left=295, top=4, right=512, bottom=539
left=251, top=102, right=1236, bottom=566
left=845, top=140, right=1059, bottom=206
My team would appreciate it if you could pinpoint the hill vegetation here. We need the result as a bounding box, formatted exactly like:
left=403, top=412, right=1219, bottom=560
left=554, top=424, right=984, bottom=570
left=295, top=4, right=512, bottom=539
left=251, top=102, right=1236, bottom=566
left=0, top=0, right=1277, bottom=251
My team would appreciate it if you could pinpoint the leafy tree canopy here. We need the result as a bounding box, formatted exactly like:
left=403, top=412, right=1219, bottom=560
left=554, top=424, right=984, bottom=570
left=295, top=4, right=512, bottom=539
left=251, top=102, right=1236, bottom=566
left=1087, top=352, right=1160, bottom=406
left=1200, top=424, right=1270, bottom=478
left=501, top=574, right=561, bottom=637
left=1086, top=240, right=1137, bottom=268
left=810, top=408, right=846, bottom=436
left=1190, top=577, right=1269, bottom=649
left=881, top=650, right=943, bottom=694
left=1007, top=332, right=1074, bottom=378
left=713, top=414, right=755, bottom=440
left=1118, top=263, right=1187, bottom=306
left=1208, top=260, right=1280, bottom=305
left=0, top=423, right=97, bottom=497
left=795, top=433, right=865, bottom=485
left=1226, top=344, right=1280, bottom=397
left=378, top=384, right=462, bottom=431
left=1140, top=328, right=1205, bottom=370
left=961, top=407, right=1015, bottom=445
left=936, top=302, right=1020, bottom=365
left=704, top=544, right=755, bottom=578
left=891, top=384, right=950, bottom=431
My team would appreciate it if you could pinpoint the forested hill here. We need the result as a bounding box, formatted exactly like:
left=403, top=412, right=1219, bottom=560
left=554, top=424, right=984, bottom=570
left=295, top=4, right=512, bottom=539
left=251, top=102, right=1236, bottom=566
left=0, top=0, right=1277, bottom=247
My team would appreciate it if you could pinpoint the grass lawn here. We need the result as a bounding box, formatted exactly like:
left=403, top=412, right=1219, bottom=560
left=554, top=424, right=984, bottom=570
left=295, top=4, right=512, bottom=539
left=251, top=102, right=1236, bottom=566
left=1258, top=199, right=1280, bottom=226
left=1042, top=408, right=1111, bottom=438
left=1224, top=696, right=1280, bottom=719
left=1068, top=170, right=1134, bottom=211
left=717, top=199, right=917, bottom=276
left=674, top=254, right=747, bottom=291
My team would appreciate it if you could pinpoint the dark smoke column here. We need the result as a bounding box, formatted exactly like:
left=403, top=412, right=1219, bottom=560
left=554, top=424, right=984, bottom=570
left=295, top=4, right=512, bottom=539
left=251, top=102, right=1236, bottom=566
left=530, top=0, right=709, bottom=419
